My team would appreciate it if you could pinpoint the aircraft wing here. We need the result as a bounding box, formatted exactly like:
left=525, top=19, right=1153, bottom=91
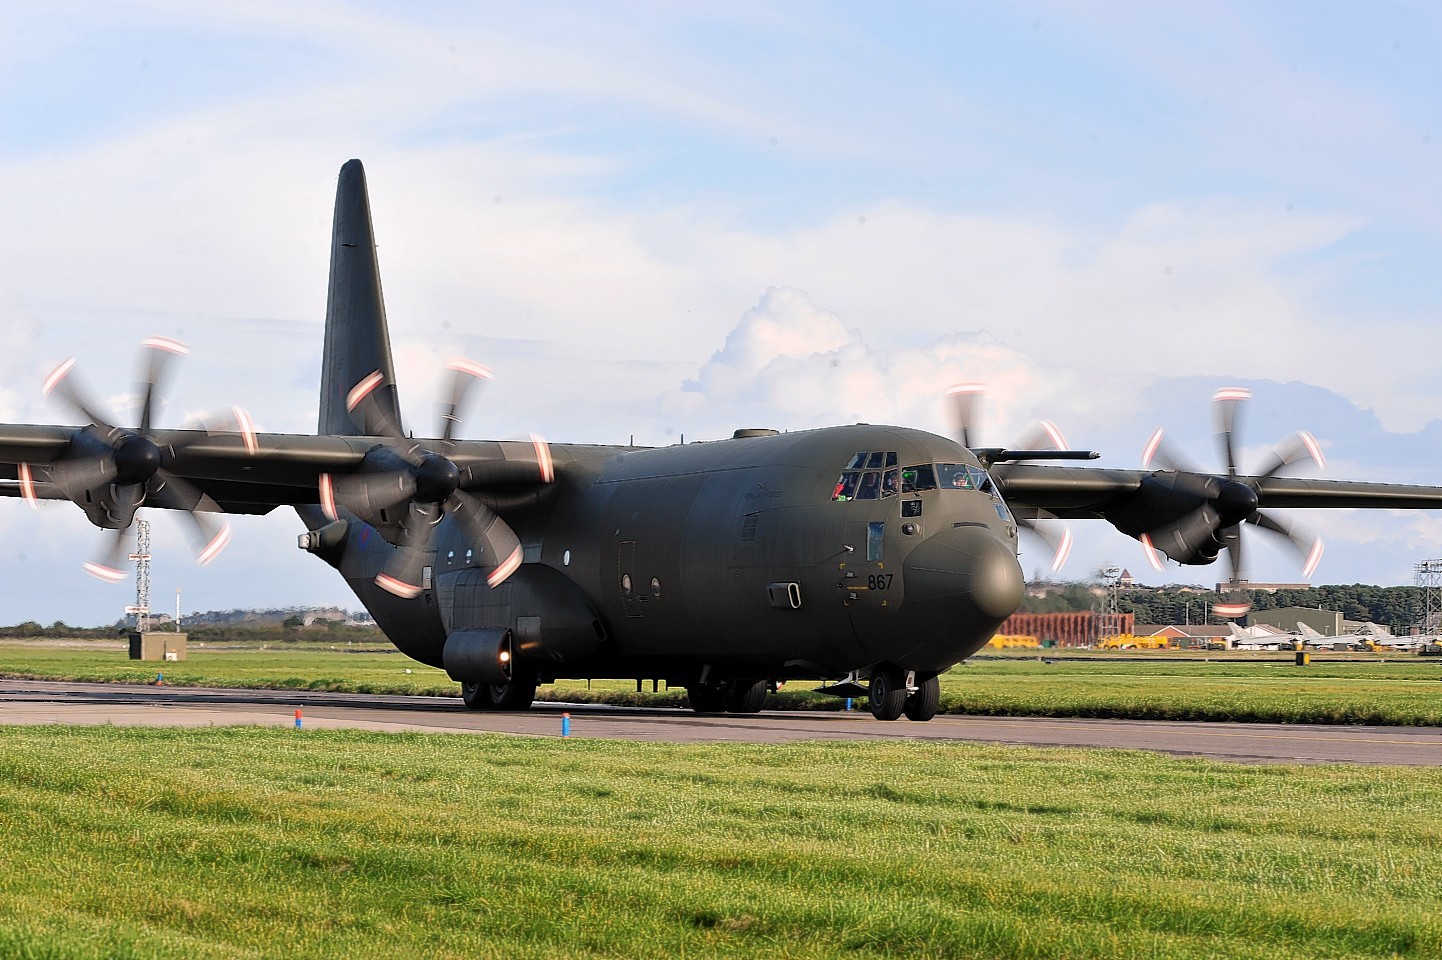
left=993, top=463, right=1442, bottom=518
left=0, top=425, right=553, bottom=516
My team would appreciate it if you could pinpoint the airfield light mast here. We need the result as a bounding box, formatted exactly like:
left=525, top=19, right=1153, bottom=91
left=1414, top=559, right=1442, bottom=634
left=126, top=519, right=151, bottom=632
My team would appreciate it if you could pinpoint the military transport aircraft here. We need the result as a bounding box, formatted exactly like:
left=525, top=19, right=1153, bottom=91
left=4, top=160, right=1442, bottom=722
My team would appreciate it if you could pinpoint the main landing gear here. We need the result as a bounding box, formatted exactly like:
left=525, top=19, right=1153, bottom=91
left=460, top=660, right=538, bottom=711
left=687, top=679, right=768, bottom=714
left=868, top=666, right=939, bottom=722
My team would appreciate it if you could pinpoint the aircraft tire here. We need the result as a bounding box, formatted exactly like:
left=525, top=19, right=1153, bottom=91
left=487, top=661, right=538, bottom=711
left=903, top=674, right=940, bottom=722
left=725, top=680, right=767, bottom=714
left=687, top=685, right=727, bottom=713
left=460, top=681, right=494, bottom=711
left=868, top=666, right=906, bottom=721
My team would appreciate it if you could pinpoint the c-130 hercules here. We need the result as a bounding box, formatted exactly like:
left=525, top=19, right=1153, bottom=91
left=5, top=160, right=1442, bottom=722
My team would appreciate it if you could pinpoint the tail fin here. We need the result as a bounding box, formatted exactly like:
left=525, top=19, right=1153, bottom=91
left=317, top=159, right=403, bottom=436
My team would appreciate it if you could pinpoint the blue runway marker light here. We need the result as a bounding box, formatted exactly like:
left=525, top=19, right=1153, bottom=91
left=294, top=709, right=303, bottom=730
left=561, top=712, right=571, bottom=737
left=155, top=673, right=163, bottom=686
left=845, top=697, right=853, bottom=711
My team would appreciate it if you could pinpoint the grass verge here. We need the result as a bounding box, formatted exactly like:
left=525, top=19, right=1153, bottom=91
left=3, top=644, right=1442, bottom=725
left=1, top=726, right=1440, bottom=959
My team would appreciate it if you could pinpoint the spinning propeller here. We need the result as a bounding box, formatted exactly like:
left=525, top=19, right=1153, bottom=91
left=322, top=360, right=553, bottom=599
left=1137, top=387, right=1325, bottom=617
left=946, top=382, right=1081, bottom=572
left=32, top=337, right=255, bottom=581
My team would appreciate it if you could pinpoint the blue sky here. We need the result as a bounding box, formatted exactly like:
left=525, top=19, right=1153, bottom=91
left=1, top=1, right=1441, bottom=624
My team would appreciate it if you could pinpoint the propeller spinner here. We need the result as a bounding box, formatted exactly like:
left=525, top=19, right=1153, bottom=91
left=323, top=360, right=552, bottom=598
left=1138, top=387, right=1325, bottom=617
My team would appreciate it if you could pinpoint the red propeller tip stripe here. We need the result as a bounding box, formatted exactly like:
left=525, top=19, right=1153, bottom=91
left=346, top=371, right=385, bottom=413
left=487, top=545, right=524, bottom=587
left=531, top=433, right=555, bottom=483
left=1212, top=387, right=1251, bottom=403
left=83, top=562, right=127, bottom=583
left=141, top=336, right=189, bottom=356
left=1141, top=428, right=1164, bottom=469
left=1140, top=533, right=1164, bottom=572
left=375, top=573, right=422, bottom=599
left=1052, top=527, right=1074, bottom=572
left=1302, top=537, right=1324, bottom=580
left=232, top=406, right=259, bottom=455
left=42, top=358, right=76, bottom=396
left=947, top=382, right=986, bottom=397
left=318, top=474, right=338, bottom=522
left=1299, top=431, right=1326, bottom=470
left=447, top=359, right=493, bottom=380
left=1038, top=420, right=1068, bottom=450
left=18, top=464, right=36, bottom=508
left=197, top=524, right=232, bottom=566
left=1213, top=602, right=1250, bottom=618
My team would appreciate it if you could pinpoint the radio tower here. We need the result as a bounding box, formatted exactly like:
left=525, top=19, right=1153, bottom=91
left=1415, top=559, right=1442, bottom=634
left=127, top=520, right=152, bottom=632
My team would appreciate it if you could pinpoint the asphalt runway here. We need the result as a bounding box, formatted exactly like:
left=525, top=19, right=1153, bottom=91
left=3, top=678, right=1442, bottom=765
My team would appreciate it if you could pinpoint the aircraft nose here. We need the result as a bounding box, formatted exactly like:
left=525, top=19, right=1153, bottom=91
left=902, top=524, right=1024, bottom=667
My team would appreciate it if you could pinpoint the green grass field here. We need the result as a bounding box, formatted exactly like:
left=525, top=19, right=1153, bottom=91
left=1, top=726, right=1440, bottom=959
left=3, top=643, right=1442, bottom=725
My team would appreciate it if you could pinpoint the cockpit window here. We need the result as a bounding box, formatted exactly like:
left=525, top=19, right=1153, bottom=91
left=936, top=463, right=992, bottom=493
left=832, top=452, right=899, bottom=501
left=901, top=464, right=936, bottom=492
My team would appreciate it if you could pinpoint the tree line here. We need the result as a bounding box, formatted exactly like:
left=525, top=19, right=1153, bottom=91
left=1021, top=584, right=1430, bottom=631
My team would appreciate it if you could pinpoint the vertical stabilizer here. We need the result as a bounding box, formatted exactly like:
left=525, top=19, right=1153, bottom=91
left=318, top=159, right=403, bottom=436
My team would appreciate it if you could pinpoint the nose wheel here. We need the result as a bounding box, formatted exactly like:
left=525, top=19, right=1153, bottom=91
left=868, top=667, right=940, bottom=721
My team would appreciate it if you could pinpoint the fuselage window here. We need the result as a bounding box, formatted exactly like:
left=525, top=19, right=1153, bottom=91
left=832, top=472, right=861, bottom=501
left=901, top=464, right=936, bottom=492
left=936, top=463, right=992, bottom=492
left=857, top=471, right=881, bottom=500
left=865, top=452, right=884, bottom=469
left=846, top=452, right=868, bottom=470
left=881, top=468, right=899, bottom=498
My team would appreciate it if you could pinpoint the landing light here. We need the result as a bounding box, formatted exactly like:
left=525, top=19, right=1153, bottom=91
left=499, top=650, right=511, bottom=663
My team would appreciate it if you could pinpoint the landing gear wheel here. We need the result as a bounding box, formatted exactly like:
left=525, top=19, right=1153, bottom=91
left=868, top=665, right=906, bottom=721
left=724, top=680, right=767, bottom=714
left=903, top=673, right=940, bottom=722
left=687, top=685, right=727, bottom=714
left=460, top=681, right=494, bottom=711
left=486, top=660, right=538, bottom=711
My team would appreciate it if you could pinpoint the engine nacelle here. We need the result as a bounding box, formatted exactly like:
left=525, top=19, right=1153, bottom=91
left=442, top=628, right=513, bottom=683
left=438, top=563, right=604, bottom=664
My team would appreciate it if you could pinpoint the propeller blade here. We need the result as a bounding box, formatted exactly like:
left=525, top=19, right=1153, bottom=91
left=346, top=370, right=407, bottom=441
left=1212, top=523, right=1250, bottom=618
left=83, top=527, right=129, bottom=582
left=146, top=469, right=232, bottom=565
left=375, top=502, right=443, bottom=598
left=137, top=336, right=189, bottom=433
left=44, top=358, right=116, bottom=433
left=1252, top=430, right=1326, bottom=484
left=1017, top=515, right=1073, bottom=572
left=1141, top=427, right=1206, bottom=476
left=1248, top=510, right=1324, bottom=579
left=1212, top=387, right=1250, bottom=478
left=1014, top=420, right=1068, bottom=452
left=438, top=359, right=492, bottom=445
left=946, top=383, right=985, bottom=449
left=449, top=490, right=523, bottom=587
